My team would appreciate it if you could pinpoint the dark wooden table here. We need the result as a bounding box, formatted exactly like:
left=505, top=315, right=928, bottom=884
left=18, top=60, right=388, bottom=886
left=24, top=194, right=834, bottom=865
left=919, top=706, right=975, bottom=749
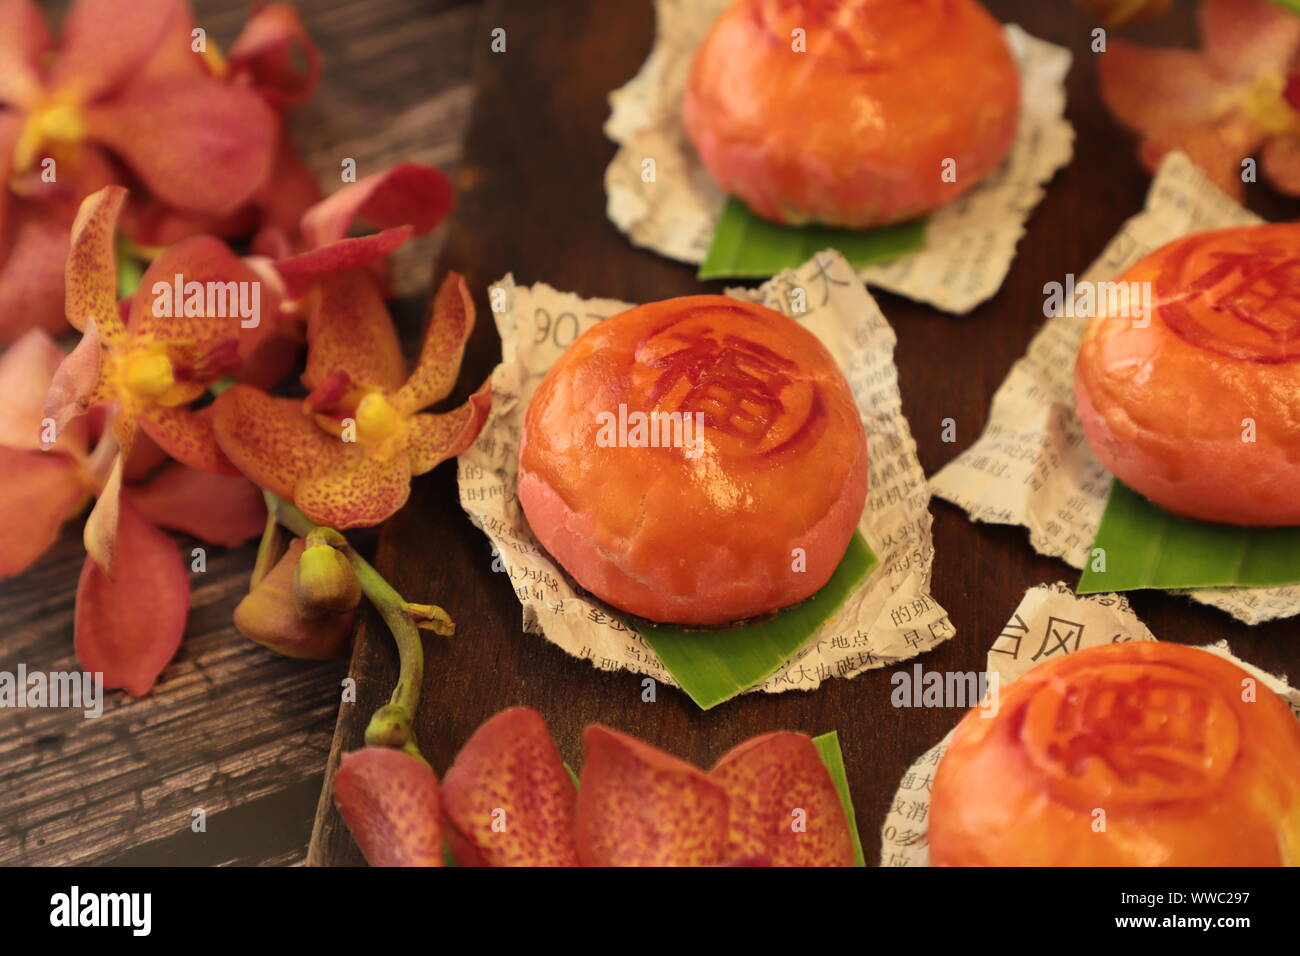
left=3, top=0, right=1296, bottom=868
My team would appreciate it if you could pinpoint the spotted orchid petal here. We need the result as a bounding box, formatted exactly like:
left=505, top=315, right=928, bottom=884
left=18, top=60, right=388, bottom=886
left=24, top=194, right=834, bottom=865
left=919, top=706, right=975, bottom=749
left=406, top=381, right=492, bottom=474
left=293, top=451, right=413, bottom=531
left=302, top=270, right=406, bottom=393
left=126, top=462, right=265, bottom=547
left=139, top=405, right=238, bottom=475
left=440, top=708, right=581, bottom=867
left=65, top=185, right=128, bottom=338
left=334, top=747, right=444, bottom=867
left=394, top=271, right=476, bottom=413
left=211, top=386, right=337, bottom=503
left=75, top=495, right=188, bottom=696
left=709, top=732, right=856, bottom=867
left=0, top=446, right=90, bottom=578
left=575, top=726, right=729, bottom=866
left=212, top=385, right=413, bottom=529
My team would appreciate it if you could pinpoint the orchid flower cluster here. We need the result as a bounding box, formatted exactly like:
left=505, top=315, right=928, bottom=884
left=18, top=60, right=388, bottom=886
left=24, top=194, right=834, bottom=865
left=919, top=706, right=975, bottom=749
left=1, top=0, right=489, bottom=698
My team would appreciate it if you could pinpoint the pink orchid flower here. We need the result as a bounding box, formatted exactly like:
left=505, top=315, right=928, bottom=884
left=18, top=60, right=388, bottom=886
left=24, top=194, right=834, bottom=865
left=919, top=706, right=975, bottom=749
left=1099, top=0, right=1300, bottom=199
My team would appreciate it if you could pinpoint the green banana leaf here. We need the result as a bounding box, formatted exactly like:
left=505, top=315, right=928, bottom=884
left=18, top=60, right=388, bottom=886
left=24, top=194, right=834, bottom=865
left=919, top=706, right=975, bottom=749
left=812, top=730, right=865, bottom=867
left=638, top=532, right=878, bottom=710
left=698, top=197, right=928, bottom=280
left=1077, top=481, right=1300, bottom=594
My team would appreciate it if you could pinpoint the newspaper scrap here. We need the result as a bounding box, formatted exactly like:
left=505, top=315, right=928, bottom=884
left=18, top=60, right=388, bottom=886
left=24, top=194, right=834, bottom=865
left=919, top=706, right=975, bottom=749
left=456, top=250, right=952, bottom=699
left=603, top=0, right=1075, bottom=314
left=881, top=582, right=1300, bottom=867
left=929, top=151, right=1300, bottom=625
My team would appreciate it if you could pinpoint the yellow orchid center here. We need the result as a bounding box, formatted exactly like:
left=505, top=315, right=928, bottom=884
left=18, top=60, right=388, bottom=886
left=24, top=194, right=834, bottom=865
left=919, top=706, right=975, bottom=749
left=122, top=351, right=176, bottom=400
left=354, top=392, right=402, bottom=445
left=1240, top=73, right=1300, bottom=136
left=14, top=100, right=86, bottom=173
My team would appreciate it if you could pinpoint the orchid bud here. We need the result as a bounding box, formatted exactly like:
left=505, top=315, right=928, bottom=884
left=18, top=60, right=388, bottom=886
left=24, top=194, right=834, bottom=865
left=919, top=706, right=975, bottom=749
left=235, top=539, right=353, bottom=659
left=294, top=541, right=361, bottom=618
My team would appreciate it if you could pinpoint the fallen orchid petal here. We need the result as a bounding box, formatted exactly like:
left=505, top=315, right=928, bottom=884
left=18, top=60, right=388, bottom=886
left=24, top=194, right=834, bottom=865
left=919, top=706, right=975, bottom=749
left=75, top=496, right=188, bottom=696
left=575, top=726, right=729, bottom=866
left=709, top=732, right=856, bottom=867
left=126, top=463, right=266, bottom=547
left=440, top=707, right=581, bottom=867
left=334, top=747, right=444, bottom=867
left=233, top=538, right=353, bottom=659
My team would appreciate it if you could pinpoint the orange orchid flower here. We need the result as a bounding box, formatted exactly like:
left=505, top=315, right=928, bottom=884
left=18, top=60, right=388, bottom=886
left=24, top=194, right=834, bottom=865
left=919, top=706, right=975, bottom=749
left=0, top=0, right=279, bottom=343
left=211, top=268, right=491, bottom=530
left=46, top=185, right=278, bottom=569
left=333, top=708, right=857, bottom=867
left=1099, top=0, right=1300, bottom=199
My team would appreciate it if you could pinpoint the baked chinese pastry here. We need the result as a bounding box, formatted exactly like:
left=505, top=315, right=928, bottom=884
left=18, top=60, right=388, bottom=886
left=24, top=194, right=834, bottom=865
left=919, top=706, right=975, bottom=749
left=931, top=642, right=1300, bottom=866
left=1074, top=223, right=1300, bottom=526
left=517, top=295, right=867, bottom=626
left=682, top=0, right=1020, bottom=228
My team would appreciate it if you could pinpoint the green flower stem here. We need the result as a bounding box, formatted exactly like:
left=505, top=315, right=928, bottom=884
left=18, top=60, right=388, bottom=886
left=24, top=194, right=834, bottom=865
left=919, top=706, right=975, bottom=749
left=264, top=491, right=433, bottom=764
left=250, top=509, right=286, bottom=589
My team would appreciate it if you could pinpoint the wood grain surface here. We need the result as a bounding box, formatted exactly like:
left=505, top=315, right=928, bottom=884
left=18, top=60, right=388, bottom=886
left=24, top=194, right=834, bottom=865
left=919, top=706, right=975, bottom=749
left=0, top=0, right=481, bottom=866
left=309, top=0, right=1300, bottom=866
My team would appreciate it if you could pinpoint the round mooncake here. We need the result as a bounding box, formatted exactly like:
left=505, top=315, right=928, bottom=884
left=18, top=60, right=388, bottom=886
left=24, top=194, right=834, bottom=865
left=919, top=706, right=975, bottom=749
left=931, top=642, right=1300, bottom=866
left=517, top=295, right=867, bottom=626
left=682, top=0, right=1020, bottom=228
left=1075, top=223, right=1300, bottom=526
